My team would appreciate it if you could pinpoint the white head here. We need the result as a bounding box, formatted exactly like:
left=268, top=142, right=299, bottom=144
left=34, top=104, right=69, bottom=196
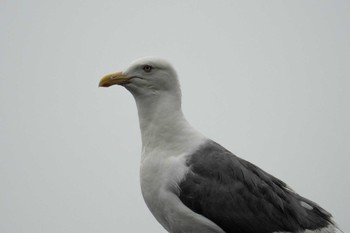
left=99, top=57, right=205, bottom=152
left=99, top=57, right=186, bottom=143
left=99, top=57, right=181, bottom=100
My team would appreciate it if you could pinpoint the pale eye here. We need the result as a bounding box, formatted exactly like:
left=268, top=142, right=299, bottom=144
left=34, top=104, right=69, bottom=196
left=143, top=65, right=153, bottom=73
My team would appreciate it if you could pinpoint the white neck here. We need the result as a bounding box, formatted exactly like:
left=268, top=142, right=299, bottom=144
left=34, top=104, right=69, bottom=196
left=134, top=92, right=206, bottom=157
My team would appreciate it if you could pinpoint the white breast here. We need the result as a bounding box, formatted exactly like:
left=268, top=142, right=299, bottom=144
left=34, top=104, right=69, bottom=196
left=140, top=150, right=225, bottom=233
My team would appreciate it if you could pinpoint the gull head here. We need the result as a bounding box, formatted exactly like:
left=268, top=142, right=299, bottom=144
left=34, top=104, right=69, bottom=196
left=99, top=57, right=181, bottom=99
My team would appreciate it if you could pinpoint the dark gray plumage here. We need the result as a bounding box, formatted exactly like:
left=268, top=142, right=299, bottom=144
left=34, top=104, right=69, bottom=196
left=179, top=140, right=333, bottom=233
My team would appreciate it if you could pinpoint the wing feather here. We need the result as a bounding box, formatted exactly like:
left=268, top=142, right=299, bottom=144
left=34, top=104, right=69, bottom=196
left=178, top=140, right=333, bottom=233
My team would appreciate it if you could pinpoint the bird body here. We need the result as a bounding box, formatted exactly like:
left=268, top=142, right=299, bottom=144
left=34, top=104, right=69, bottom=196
left=99, top=57, right=337, bottom=233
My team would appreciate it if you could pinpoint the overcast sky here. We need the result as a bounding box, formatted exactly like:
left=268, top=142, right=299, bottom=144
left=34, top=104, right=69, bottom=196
left=1, top=1, right=349, bottom=232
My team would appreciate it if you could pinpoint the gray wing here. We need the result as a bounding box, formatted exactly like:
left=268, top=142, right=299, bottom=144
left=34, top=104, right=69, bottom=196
left=178, top=140, right=333, bottom=233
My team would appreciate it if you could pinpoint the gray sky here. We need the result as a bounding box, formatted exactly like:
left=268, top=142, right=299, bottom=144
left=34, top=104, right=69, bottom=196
left=1, top=1, right=349, bottom=232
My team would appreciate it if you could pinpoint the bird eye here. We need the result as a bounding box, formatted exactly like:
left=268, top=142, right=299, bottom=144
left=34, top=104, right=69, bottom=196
left=143, top=65, right=153, bottom=73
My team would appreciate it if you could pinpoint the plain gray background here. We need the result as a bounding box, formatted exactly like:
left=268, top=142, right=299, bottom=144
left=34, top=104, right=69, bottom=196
left=1, top=1, right=349, bottom=232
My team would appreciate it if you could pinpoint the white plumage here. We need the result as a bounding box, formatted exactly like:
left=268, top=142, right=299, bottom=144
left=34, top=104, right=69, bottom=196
left=99, top=57, right=337, bottom=233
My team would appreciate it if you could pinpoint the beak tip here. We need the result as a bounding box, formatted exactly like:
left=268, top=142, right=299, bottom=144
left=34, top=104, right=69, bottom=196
left=98, top=81, right=110, bottom=88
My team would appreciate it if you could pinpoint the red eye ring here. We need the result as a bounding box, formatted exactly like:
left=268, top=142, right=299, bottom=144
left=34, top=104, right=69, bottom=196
left=143, top=65, right=153, bottom=73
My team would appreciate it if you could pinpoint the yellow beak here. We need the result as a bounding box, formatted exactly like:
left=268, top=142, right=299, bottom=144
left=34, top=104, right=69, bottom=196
left=99, top=71, right=130, bottom=87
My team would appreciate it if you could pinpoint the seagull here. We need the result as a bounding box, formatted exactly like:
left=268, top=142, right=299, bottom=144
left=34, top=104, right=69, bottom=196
left=99, top=57, right=337, bottom=233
